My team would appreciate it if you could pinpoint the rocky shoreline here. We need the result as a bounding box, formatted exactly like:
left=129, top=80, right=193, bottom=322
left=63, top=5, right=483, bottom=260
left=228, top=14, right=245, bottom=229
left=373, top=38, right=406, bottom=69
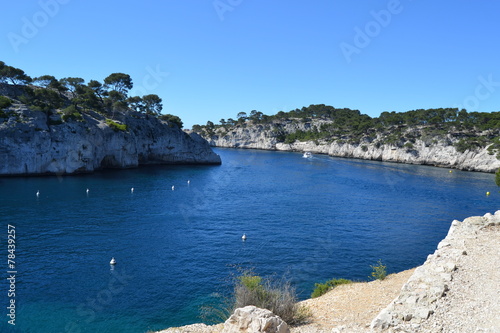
left=211, top=139, right=499, bottom=173
left=155, top=212, right=500, bottom=333
left=199, top=119, right=500, bottom=173
left=275, top=140, right=499, bottom=173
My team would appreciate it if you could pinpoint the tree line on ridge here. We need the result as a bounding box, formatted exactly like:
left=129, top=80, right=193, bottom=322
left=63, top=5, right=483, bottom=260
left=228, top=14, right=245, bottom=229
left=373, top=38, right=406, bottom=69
left=0, top=61, right=183, bottom=129
left=193, top=104, right=500, bottom=157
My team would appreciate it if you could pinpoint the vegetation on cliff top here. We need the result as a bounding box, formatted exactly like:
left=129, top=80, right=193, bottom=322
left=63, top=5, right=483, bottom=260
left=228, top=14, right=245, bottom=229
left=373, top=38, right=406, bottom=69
left=0, top=61, right=183, bottom=129
left=193, top=104, right=500, bottom=157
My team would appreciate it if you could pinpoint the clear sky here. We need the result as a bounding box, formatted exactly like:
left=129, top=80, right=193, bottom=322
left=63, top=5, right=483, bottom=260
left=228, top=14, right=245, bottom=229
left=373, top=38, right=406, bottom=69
left=2, top=0, right=500, bottom=129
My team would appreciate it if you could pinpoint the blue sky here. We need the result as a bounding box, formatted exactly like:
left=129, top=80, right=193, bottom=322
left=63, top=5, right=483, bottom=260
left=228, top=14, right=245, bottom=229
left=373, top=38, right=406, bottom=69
left=2, top=0, right=500, bottom=129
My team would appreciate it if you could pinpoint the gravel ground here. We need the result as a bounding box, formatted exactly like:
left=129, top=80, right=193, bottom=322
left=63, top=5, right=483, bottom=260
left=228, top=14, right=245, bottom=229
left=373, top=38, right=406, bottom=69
left=291, top=269, right=416, bottom=333
left=418, top=225, right=500, bottom=333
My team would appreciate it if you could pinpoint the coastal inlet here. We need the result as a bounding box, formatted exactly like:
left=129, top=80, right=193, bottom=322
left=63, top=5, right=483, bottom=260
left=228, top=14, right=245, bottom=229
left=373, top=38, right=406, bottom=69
left=0, top=148, right=497, bottom=333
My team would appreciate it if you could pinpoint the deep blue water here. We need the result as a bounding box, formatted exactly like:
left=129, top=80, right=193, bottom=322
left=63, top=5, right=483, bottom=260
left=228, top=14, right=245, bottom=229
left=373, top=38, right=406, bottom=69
left=0, top=148, right=498, bottom=333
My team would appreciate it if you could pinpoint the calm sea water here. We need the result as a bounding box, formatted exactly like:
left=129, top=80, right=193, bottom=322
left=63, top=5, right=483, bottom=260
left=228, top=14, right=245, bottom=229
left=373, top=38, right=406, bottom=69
left=0, top=148, right=497, bottom=333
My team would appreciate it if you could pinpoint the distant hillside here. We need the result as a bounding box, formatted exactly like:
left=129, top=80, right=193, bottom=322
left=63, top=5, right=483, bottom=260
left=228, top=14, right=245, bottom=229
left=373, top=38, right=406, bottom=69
left=0, top=62, right=220, bottom=176
left=192, top=104, right=500, bottom=172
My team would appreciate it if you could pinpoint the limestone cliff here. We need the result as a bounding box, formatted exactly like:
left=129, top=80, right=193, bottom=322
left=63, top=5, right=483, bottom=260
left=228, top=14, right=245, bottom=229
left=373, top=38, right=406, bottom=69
left=0, top=105, right=221, bottom=176
left=200, top=119, right=500, bottom=173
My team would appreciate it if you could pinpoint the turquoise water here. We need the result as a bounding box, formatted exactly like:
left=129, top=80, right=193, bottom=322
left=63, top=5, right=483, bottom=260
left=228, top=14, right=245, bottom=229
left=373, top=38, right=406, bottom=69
left=0, top=148, right=497, bottom=332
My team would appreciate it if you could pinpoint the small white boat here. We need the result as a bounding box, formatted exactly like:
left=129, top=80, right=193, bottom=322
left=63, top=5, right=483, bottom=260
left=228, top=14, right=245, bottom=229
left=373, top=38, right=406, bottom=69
left=303, top=151, right=313, bottom=158
left=110, top=257, right=116, bottom=265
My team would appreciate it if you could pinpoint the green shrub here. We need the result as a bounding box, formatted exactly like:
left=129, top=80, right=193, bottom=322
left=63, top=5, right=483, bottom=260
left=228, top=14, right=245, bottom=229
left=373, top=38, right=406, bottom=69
left=311, top=278, right=352, bottom=298
left=232, top=271, right=310, bottom=325
left=455, top=137, right=487, bottom=153
left=0, top=96, right=12, bottom=109
left=106, top=118, right=127, bottom=132
left=404, top=142, right=414, bottom=150
left=239, top=275, right=263, bottom=291
left=487, top=137, right=500, bottom=159
left=62, top=113, right=83, bottom=122
left=159, top=113, right=183, bottom=129
left=61, top=105, right=83, bottom=122
left=370, top=259, right=387, bottom=281
left=283, top=129, right=324, bottom=144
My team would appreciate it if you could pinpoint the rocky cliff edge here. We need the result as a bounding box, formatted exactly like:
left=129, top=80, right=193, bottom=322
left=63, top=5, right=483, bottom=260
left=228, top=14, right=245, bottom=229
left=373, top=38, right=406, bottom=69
left=203, top=120, right=500, bottom=173
left=0, top=105, right=221, bottom=176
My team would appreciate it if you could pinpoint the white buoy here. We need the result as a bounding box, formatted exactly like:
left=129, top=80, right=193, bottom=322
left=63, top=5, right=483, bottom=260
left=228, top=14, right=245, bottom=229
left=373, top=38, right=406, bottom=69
left=242, top=233, right=247, bottom=241
left=36, top=190, right=40, bottom=197
left=172, top=186, right=175, bottom=191
left=187, top=180, right=190, bottom=185
left=110, top=257, right=116, bottom=265
left=131, top=187, right=134, bottom=193
left=86, top=188, right=89, bottom=194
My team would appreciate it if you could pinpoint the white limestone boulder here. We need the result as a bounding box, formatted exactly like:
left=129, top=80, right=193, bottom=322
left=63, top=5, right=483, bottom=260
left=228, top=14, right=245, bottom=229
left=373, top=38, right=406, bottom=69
left=222, top=306, right=289, bottom=333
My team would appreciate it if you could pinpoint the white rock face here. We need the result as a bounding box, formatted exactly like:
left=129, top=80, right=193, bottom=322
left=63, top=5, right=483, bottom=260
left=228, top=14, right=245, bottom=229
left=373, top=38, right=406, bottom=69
left=370, top=211, right=500, bottom=332
left=222, top=306, right=289, bottom=333
left=0, top=107, right=221, bottom=176
left=205, top=120, right=500, bottom=172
